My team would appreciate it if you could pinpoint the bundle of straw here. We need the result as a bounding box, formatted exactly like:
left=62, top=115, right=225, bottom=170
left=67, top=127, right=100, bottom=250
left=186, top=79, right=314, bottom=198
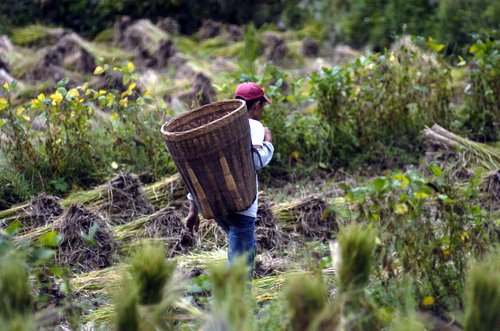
left=62, top=173, right=184, bottom=211
left=422, top=124, right=500, bottom=175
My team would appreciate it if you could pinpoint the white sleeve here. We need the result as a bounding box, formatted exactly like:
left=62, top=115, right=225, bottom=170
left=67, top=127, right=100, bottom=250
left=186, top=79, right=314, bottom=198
left=253, top=141, right=274, bottom=171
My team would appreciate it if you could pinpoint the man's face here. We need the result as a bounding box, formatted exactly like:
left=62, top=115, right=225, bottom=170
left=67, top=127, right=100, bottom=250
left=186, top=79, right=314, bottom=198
left=254, top=101, right=265, bottom=120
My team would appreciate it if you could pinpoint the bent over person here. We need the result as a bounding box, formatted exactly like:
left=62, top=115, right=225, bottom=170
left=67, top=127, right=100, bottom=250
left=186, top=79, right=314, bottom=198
left=185, top=82, right=274, bottom=275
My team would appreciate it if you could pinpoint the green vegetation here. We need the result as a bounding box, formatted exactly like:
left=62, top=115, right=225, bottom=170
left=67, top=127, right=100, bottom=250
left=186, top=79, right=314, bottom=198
left=0, top=4, right=498, bottom=330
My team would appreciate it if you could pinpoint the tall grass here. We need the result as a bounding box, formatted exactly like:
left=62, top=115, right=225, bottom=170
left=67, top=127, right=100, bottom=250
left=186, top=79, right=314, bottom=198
left=128, top=243, right=176, bottom=305
left=204, top=256, right=252, bottom=331
left=464, top=247, right=500, bottom=331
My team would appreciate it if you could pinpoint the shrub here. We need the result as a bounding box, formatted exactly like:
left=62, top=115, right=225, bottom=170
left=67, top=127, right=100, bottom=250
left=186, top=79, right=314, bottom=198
left=310, top=43, right=453, bottom=168
left=0, top=79, right=112, bottom=194
left=336, top=167, right=497, bottom=313
left=0, top=62, right=176, bottom=197
left=0, top=166, right=32, bottom=209
left=461, top=39, right=500, bottom=141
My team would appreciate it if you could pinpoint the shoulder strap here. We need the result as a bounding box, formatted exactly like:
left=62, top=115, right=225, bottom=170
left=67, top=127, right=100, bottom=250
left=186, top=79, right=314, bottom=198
left=251, top=146, right=263, bottom=170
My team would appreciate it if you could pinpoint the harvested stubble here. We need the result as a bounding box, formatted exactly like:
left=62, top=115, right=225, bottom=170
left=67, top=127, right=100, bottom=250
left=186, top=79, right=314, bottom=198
left=196, top=219, right=227, bottom=248
left=115, top=207, right=195, bottom=257
left=0, top=194, right=63, bottom=230
left=254, top=253, right=288, bottom=278
left=271, top=196, right=336, bottom=240
left=71, top=250, right=228, bottom=297
left=422, top=124, right=500, bottom=175
left=483, top=170, right=500, bottom=211
left=53, top=204, right=117, bottom=272
left=255, top=193, right=288, bottom=251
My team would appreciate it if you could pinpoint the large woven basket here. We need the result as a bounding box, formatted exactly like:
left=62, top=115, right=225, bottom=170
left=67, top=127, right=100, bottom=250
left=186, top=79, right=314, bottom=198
left=160, top=99, right=256, bottom=219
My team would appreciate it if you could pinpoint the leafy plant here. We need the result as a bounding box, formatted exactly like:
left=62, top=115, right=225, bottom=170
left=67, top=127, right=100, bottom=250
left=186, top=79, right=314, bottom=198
left=336, top=167, right=497, bottom=313
left=310, top=44, right=453, bottom=168
left=461, top=39, right=500, bottom=141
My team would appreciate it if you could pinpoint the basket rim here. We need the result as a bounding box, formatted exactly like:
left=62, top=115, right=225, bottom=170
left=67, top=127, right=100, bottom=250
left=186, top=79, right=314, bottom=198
left=160, top=99, right=246, bottom=140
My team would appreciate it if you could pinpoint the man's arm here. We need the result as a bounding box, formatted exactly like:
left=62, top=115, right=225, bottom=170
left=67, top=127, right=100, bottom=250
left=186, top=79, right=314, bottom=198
left=253, top=127, right=274, bottom=171
left=185, top=193, right=200, bottom=233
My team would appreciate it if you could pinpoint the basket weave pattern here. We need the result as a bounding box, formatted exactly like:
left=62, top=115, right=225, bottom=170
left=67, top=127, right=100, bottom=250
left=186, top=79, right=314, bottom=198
left=161, top=100, right=256, bottom=219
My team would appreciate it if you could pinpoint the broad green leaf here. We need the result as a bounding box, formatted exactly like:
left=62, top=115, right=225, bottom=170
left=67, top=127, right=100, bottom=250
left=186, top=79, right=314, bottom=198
left=127, top=61, right=135, bottom=72
left=0, top=97, right=8, bottom=110
left=368, top=177, right=386, bottom=193
left=430, top=166, right=442, bottom=177
left=414, top=192, right=429, bottom=200
left=392, top=173, right=410, bottom=189
left=38, top=231, right=62, bottom=248
left=93, top=65, right=106, bottom=75
left=394, top=203, right=409, bottom=215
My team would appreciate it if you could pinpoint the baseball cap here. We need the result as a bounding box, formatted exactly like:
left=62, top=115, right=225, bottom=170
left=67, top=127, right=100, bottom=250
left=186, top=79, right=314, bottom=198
left=234, top=82, right=272, bottom=104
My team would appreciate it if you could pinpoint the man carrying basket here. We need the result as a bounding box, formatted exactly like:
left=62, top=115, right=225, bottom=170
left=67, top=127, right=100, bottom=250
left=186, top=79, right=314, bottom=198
left=185, top=82, right=274, bottom=276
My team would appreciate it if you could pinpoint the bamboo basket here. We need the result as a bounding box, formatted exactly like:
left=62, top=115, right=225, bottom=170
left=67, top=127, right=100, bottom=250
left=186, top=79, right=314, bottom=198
left=160, top=99, right=256, bottom=219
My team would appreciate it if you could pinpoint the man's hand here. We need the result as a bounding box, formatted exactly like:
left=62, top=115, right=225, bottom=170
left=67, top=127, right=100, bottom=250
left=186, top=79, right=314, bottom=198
left=264, top=127, right=272, bottom=143
left=185, top=202, right=200, bottom=233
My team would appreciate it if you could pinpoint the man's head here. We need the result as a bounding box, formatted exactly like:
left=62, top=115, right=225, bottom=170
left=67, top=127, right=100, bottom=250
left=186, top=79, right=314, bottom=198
left=234, top=82, right=272, bottom=120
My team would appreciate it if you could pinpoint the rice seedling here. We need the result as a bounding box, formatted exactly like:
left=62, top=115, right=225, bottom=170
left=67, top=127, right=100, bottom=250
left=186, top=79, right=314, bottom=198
left=337, top=224, right=375, bottom=292
left=285, top=273, right=327, bottom=331
left=0, top=314, right=35, bottom=331
left=203, top=255, right=252, bottom=331
left=0, top=256, right=33, bottom=316
left=128, top=242, right=176, bottom=305
left=112, top=277, right=140, bottom=331
left=464, top=248, right=500, bottom=331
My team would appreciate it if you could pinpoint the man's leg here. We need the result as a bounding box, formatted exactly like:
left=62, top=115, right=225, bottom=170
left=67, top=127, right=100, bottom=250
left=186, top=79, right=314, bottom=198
left=226, top=214, right=256, bottom=276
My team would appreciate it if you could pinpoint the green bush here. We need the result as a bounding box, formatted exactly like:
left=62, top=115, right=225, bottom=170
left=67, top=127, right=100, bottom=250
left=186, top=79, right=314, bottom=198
left=336, top=167, right=497, bottom=313
left=310, top=44, right=453, bottom=168
left=461, top=39, right=500, bottom=141
left=330, top=0, right=499, bottom=54
left=0, top=167, right=32, bottom=209
left=0, top=62, right=175, bottom=197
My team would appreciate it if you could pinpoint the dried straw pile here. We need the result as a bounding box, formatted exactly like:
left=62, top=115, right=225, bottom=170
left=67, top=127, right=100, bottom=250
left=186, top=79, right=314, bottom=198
left=53, top=204, right=117, bottom=272
left=255, top=193, right=287, bottom=251
left=24, top=194, right=63, bottom=229
left=100, top=172, right=154, bottom=224
left=143, top=207, right=195, bottom=256
left=272, top=196, right=336, bottom=240
left=114, top=208, right=194, bottom=257
left=0, top=194, right=63, bottom=230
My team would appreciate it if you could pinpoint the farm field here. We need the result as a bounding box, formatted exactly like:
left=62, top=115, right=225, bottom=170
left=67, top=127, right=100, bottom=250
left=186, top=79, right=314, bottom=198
left=0, top=2, right=499, bottom=330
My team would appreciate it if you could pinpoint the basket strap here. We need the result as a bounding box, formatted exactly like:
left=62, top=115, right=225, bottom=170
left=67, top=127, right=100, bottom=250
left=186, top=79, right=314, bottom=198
left=251, top=146, right=263, bottom=170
